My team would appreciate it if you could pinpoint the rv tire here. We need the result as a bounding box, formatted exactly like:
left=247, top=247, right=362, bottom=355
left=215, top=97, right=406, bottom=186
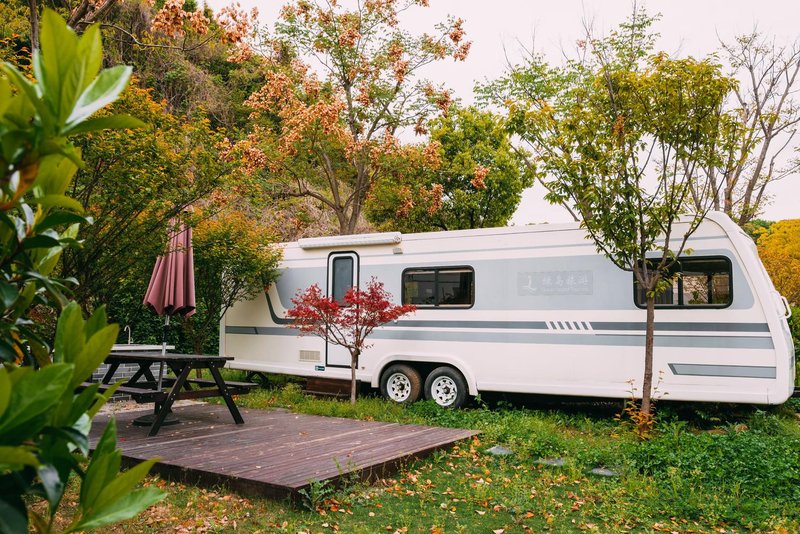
left=380, top=364, right=422, bottom=404
left=424, top=367, right=468, bottom=409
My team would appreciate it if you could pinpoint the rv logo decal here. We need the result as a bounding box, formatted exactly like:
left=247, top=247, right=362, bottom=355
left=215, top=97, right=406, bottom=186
left=518, top=270, right=593, bottom=296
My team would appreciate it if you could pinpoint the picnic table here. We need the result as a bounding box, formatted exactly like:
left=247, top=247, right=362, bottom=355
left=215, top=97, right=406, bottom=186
left=81, top=351, right=256, bottom=436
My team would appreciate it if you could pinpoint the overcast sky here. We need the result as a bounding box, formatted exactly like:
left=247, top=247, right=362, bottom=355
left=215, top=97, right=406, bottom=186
left=207, top=0, right=800, bottom=224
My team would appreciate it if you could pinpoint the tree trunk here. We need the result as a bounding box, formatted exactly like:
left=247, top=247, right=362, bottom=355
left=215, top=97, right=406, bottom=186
left=350, top=349, right=359, bottom=405
left=641, top=294, right=656, bottom=418
left=28, top=0, right=39, bottom=50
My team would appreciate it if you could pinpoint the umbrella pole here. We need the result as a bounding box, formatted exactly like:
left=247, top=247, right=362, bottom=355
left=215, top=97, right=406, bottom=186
left=157, top=314, right=169, bottom=391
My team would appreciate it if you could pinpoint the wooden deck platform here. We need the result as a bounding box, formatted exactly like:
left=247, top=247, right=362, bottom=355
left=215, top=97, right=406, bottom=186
left=90, top=404, right=476, bottom=499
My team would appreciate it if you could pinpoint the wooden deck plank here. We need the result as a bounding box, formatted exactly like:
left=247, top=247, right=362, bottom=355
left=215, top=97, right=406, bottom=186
left=91, top=403, right=477, bottom=499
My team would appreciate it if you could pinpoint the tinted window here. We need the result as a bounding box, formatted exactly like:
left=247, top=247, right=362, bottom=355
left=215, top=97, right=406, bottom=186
left=403, top=267, right=474, bottom=308
left=634, top=257, right=732, bottom=308
left=332, top=257, right=353, bottom=303
left=681, top=258, right=731, bottom=305
left=404, top=270, right=437, bottom=305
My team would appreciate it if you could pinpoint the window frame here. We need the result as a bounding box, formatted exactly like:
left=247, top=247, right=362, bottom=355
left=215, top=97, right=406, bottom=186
left=632, top=255, right=733, bottom=310
left=402, top=265, right=475, bottom=309
left=326, top=251, right=359, bottom=307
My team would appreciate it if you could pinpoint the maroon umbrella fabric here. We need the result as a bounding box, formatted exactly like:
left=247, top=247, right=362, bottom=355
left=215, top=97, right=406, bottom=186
left=144, top=219, right=196, bottom=318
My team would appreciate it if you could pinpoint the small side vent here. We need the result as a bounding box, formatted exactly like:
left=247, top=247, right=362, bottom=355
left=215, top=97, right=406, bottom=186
left=299, top=350, right=321, bottom=362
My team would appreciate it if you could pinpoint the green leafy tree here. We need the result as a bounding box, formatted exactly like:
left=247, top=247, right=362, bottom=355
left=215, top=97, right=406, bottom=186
left=59, top=84, right=232, bottom=314
left=481, top=9, right=737, bottom=427
left=366, top=105, right=533, bottom=232
left=0, top=11, right=164, bottom=532
left=179, top=210, right=282, bottom=355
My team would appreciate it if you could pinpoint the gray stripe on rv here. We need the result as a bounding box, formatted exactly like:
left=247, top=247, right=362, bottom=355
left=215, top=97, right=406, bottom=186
left=590, top=322, right=770, bottom=332
left=668, top=363, right=776, bottom=379
left=268, top=296, right=768, bottom=334
left=226, top=326, right=774, bottom=349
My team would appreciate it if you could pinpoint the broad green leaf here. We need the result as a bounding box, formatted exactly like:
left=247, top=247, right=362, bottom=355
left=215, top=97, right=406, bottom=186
left=22, top=234, right=62, bottom=250
left=0, top=64, right=48, bottom=130
left=58, top=25, right=103, bottom=126
left=31, top=194, right=84, bottom=213
left=73, top=487, right=165, bottom=531
left=0, top=281, right=16, bottom=310
left=37, top=464, right=65, bottom=513
left=81, top=419, right=119, bottom=506
left=0, top=445, right=39, bottom=469
left=71, top=414, right=92, bottom=452
left=72, top=324, right=117, bottom=387
left=87, top=382, right=121, bottom=418
left=66, top=66, right=133, bottom=127
left=76, top=24, right=103, bottom=93
left=33, top=246, right=65, bottom=278
left=53, top=302, right=84, bottom=364
left=85, top=305, right=108, bottom=336
left=90, top=458, right=160, bottom=513
left=68, top=384, right=100, bottom=424
left=0, top=367, right=10, bottom=417
left=34, top=210, right=87, bottom=232
left=0, top=76, right=11, bottom=116
left=0, top=363, right=72, bottom=439
left=61, top=114, right=145, bottom=136
left=6, top=366, right=31, bottom=386
left=37, top=9, right=79, bottom=124
left=32, top=153, right=78, bottom=196
left=0, top=493, right=28, bottom=534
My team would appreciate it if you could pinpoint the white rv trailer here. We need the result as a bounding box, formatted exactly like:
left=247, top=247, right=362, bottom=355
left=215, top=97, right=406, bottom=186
left=221, top=212, right=795, bottom=408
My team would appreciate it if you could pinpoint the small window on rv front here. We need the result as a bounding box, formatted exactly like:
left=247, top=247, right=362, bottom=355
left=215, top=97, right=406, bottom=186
left=633, top=256, right=732, bottom=308
left=403, top=267, right=474, bottom=308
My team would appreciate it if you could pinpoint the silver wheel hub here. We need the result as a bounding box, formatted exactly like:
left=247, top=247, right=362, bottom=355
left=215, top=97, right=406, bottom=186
left=431, top=376, right=458, bottom=406
left=387, top=372, right=412, bottom=402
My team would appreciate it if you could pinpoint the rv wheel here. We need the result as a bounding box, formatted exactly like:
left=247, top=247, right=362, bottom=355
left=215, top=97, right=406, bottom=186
left=380, top=364, right=422, bottom=404
left=424, top=367, right=468, bottom=409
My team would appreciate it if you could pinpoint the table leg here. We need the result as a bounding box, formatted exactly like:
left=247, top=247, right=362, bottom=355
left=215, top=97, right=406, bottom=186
left=208, top=365, right=245, bottom=425
left=167, top=362, right=193, bottom=390
left=127, top=363, right=156, bottom=386
left=101, top=362, right=120, bottom=384
left=148, top=363, right=192, bottom=437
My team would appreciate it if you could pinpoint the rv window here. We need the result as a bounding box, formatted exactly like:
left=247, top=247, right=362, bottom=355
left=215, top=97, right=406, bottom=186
left=633, top=256, right=732, bottom=308
left=331, top=257, right=354, bottom=303
left=403, top=267, right=474, bottom=308
left=681, top=258, right=731, bottom=306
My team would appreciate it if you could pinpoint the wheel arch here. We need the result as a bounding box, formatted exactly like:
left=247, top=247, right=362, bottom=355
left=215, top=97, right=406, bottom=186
left=371, top=353, right=478, bottom=396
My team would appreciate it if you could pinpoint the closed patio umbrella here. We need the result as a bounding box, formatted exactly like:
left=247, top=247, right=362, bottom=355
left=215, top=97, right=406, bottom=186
left=143, top=217, right=196, bottom=391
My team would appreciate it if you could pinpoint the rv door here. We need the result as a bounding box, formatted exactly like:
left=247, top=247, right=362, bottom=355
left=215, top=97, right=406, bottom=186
left=326, top=252, right=359, bottom=368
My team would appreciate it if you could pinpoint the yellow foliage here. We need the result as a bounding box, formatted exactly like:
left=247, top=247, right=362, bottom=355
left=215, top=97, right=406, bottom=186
left=758, top=219, right=800, bottom=305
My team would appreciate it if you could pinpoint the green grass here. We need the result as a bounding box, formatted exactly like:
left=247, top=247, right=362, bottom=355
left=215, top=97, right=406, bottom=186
left=58, top=377, right=800, bottom=533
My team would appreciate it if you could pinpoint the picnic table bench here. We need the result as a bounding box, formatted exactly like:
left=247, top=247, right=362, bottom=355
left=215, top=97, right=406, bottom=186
left=79, top=352, right=257, bottom=436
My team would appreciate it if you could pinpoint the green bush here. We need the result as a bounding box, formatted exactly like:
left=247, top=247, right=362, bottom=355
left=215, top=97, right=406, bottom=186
left=630, top=429, right=800, bottom=496
left=0, top=10, right=163, bottom=533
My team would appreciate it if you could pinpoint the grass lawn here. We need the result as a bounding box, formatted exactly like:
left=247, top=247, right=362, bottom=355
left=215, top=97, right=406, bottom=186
left=52, top=377, right=800, bottom=533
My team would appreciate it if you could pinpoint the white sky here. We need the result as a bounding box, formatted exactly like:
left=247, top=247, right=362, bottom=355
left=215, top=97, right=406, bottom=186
left=208, top=0, right=800, bottom=224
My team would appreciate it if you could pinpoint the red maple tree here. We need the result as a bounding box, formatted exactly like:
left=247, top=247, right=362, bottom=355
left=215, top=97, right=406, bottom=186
left=287, top=278, right=416, bottom=404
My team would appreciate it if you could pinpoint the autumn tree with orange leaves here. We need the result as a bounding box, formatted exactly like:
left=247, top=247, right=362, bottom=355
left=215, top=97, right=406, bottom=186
left=758, top=219, right=800, bottom=305
left=24, top=0, right=257, bottom=62
left=233, top=0, right=470, bottom=235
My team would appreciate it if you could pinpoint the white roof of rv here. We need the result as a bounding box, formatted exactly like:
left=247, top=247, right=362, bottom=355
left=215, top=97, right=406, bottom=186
left=283, top=211, right=736, bottom=249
